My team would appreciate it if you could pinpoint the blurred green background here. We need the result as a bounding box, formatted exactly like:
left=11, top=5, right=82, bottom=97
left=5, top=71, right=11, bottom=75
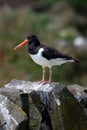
left=0, top=0, right=87, bottom=86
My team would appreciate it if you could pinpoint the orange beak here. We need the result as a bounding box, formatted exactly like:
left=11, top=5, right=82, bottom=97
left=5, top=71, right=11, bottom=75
left=14, top=39, right=29, bottom=51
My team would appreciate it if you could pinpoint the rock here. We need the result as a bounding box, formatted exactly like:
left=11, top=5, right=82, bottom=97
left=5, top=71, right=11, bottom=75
left=0, top=79, right=87, bottom=130
left=0, top=94, right=27, bottom=130
left=67, top=84, right=87, bottom=114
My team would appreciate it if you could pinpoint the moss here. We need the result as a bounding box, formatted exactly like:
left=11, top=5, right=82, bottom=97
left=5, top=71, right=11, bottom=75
left=29, top=95, right=42, bottom=130
left=30, top=91, right=44, bottom=113
left=50, top=94, right=64, bottom=130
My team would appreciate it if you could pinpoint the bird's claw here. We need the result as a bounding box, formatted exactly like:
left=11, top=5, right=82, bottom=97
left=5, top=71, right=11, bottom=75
left=37, top=80, right=51, bottom=85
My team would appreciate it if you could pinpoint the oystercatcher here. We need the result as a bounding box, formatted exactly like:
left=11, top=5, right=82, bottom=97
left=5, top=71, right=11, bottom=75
left=14, top=34, right=78, bottom=83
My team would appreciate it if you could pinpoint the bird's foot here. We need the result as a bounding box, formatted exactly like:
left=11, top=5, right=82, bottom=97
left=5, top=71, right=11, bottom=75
left=37, top=80, right=51, bottom=85
left=39, top=80, right=47, bottom=84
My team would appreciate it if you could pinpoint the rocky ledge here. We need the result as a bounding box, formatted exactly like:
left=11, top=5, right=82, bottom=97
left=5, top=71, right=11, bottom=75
left=0, top=79, right=87, bottom=130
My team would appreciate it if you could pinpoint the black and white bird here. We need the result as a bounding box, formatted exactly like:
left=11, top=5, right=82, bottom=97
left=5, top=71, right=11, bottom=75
left=14, top=34, right=78, bottom=83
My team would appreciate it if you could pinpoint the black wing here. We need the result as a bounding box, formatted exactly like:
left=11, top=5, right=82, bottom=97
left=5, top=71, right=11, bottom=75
left=42, top=45, right=76, bottom=61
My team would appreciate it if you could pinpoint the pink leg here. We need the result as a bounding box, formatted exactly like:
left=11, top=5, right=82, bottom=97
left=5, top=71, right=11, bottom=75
left=39, top=68, right=52, bottom=84
left=39, top=67, right=47, bottom=84
left=41, top=67, right=46, bottom=81
left=48, top=68, right=52, bottom=83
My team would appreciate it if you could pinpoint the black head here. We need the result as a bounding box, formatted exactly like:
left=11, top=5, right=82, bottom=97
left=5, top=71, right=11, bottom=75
left=27, top=34, right=40, bottom=45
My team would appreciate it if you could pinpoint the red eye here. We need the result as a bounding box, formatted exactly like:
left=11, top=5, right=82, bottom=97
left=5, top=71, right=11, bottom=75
left=27, top=35, right=32, bottom=39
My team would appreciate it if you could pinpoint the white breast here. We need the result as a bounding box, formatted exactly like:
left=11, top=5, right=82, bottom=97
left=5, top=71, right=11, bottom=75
left=30, top=48, right=51, bottom=68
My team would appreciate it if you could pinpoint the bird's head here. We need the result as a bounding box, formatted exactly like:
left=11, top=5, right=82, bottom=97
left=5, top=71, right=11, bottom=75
left=14, top=34, right=39, bottom=51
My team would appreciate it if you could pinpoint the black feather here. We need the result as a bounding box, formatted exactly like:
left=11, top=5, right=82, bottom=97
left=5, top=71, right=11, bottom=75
left=42, top=45, right=75, bottom=61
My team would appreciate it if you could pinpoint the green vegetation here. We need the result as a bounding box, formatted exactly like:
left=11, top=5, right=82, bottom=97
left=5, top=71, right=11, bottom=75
left=38, top=0, right=59, bottom=8
left=68, top=0, right=87, bottom=11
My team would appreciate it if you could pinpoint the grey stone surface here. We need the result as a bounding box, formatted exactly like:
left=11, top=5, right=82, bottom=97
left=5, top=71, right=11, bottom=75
left=0, top=79, right=87, bottom=130
left=0, top=93, right=27, bottom=130
left=68, top=84, right=87, bottom=115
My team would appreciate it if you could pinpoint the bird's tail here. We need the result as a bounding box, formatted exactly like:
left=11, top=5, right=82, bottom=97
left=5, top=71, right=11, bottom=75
left=72, top=57, right=79, bottom=63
